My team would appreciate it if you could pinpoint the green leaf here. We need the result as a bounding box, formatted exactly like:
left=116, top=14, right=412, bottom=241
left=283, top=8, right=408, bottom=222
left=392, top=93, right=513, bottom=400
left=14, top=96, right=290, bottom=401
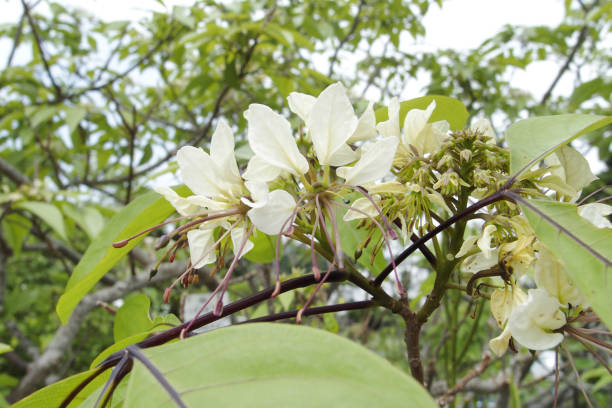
left=90, top=332, right=150, bottom=369
left=243, top=232, right=277, bottom=263
left=114, top=294, right=153, bottom=342
left=10, top=369, right=109, bottom=408
left=506, top=114, right=612, bottom=176
left=56, top=187, right=189, bottom=324
left=62, top=203, right=105, bottom=240
left=64, top=106, right=87, bottom=134
left=1, top=213, right=31, bottom=257
left=119, top=324, right=436, bottom=407
left=520, top=198, right=612, bottom=330
left=15, top=201, right=67, bottom=240
left=0, top=343, right=12, bottom=355
left=374, top=95, right=469, bottom=131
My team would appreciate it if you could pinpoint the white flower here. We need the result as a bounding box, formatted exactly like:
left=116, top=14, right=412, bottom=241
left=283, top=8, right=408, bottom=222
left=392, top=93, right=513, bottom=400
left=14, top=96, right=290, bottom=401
left=378, top=99, right=450, bottom=158
left=244, top=103, right=309, bottom=177
left=156, top=119, right=299, bottom=267
left=507, top=288, right=566, bottom=350
left=578, top=202, right=612, bottom=229
left=470, top=118, right=496, bottom=140
left=489, top=286, right=527, bottom=356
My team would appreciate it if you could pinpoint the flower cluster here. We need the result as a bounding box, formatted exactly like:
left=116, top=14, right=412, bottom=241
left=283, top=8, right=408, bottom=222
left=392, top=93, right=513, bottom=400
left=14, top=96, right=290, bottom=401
left=139, top=81, right=609, bottom=352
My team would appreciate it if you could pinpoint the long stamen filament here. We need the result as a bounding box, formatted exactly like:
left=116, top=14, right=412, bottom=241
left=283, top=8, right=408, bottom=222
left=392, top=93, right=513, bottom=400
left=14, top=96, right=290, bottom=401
left=333, top=200, right=405, bottom=295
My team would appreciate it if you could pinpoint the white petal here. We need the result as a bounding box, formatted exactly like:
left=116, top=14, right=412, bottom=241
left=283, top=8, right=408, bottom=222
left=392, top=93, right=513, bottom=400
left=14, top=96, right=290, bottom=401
left=287, top=92, right=316, bottom=122
left=455, top=236, right=478, bottom=258
left=477, top=224, right=497, bottom=258
left=343, top=196, right=380, bottom=222
left=243, top=155, right=282, bottom=182
left=462, top=249, right=499, bottom=273
left=402, top=101, right=436, bottom=155
left=244, top=104, right=309, bottom=175
left=348, top=101, right=377, bottom=143
left=508, top=289, right=566, bottom=350
left=231, top=226, right=254, bottom=259
left=185, top=195, right=230, bottom=211
left=187, top=229, right=216, bottom=268
left=242, top=180, right=269, bottom=208
left=526, top=289, right=566, bottom=330
left=327, top=143, right=359, bottom=167
left=376, top=97, right=400, bottom=139
left=578, top=203, right=612, bottom=229
left=422, top=120, right=449, bottom=154
left=336, top=137, right=398, bottom=186
left=177, top=146, right=224, bottom=197
left=247, top=189, right=296, bottom=235
left=307, top=83, right=358, bottom=165
left=489, top=326, right=512, bottom=357
left=154, top=186, right=201, bottom=216
left=210, top=119, right=241, bottom=184
left=535, top=245, right=584, bottom=307
left=470, top=118, right=496, bottom=140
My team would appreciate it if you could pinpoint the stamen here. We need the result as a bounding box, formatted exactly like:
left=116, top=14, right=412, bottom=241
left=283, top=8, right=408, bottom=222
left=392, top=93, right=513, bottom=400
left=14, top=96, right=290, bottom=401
left=273, top=198, right=309, bottom=297
left=112, top=212, right=209, bottom=248
left=163, top=219, right=241, bottom=303
left=183, top=223, right=254, bottom=333
left=323, top=199, right=344, bottom=270
left=354, top=185, right=398, bottom=240
left=310, top=211, right=321, bottom=281
left=333, top=200, right=405, bottom=295
left=296, top=262, right=334, bottom=323
left=215, top=224, right=255, bottom=316
left=315, top=194, right=338, bottom=266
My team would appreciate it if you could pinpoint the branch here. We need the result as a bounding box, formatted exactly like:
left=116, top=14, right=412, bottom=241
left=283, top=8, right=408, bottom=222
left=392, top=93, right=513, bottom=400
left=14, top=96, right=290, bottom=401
left=21, top=0, right=63, bottom=98
left=243, top=300, right=376, bottom=323
left=328, top=0, right=366, bottom=78
left=135, top=270, right=350, bottom=350
left=69, top=8, right=274, bottom=188
left=5, top=11, right=25, bottom=68
left=0, top=156, right=31, bottom=185
left=437, top=352, right=493, bottom=405
left=540, top=24, right=589, bottom=105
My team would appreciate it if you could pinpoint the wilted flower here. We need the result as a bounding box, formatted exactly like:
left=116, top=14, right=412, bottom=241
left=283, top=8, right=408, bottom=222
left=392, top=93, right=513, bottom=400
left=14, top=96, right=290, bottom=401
left=507, top=288, right=566, bottom=351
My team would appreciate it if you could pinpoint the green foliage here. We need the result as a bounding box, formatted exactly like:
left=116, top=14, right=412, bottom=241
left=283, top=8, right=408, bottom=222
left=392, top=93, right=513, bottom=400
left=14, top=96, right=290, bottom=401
left=507, top=114, right=612, bottom=176
left=56, top=187, right=188, bottom=324
left=374, top=95, right=469, bottom=131
left=11, top=369, right=110, bottom=408
left=120, top=324, right=436, bottom=407
left=521, top=199, right=612, bottom=330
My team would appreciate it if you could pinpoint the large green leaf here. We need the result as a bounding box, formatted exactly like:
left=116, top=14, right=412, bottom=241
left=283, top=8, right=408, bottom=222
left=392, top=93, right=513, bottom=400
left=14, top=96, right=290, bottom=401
left=374, top=95, right=468, bottom=131
left=121, top=323, right=436, bottom=407
left=15, top=201, right=67, bottom=240
left=521, top=199, right=612, bottom=330
left=506, top=114, right=612, bottom=176
left=11, top=369, right=109, bottom=408
left=56, top=187, right=188, bottom=324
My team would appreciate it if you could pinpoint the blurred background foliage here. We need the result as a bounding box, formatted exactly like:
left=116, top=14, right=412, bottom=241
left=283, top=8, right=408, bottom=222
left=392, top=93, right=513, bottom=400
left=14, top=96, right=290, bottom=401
left=0, top=0, right=610, bottom=406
